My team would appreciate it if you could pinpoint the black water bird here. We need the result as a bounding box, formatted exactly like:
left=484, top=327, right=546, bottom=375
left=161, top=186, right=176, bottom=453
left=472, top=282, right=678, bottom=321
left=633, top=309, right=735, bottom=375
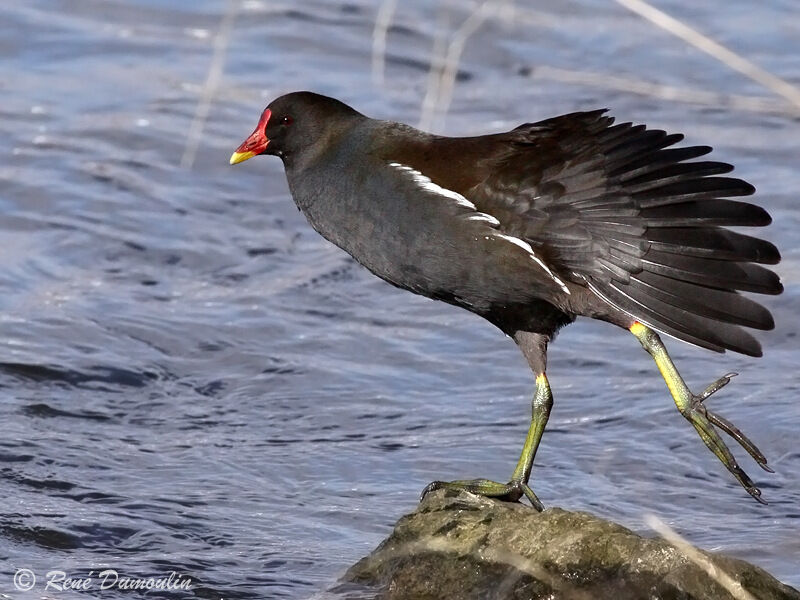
left=231, top=91, right=781, bottom=508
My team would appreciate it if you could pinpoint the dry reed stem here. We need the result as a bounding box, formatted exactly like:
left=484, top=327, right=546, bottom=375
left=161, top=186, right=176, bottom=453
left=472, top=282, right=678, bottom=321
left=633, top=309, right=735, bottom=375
left=418, top=5, right=452, bottom=131
left=614, top=0, right=800, bottom=113
left=354, top=536, right=594, bottom=599
left=419, top=0, right=518, bottom=131
left=180, top=0, right=241, bottom=169
left=371, top=0, right=399, bottom=86
left=529, top=65, right=793, bottom=116
left=409, top=0, right=798, bottom=128
left=645, top=514, right=758, bottom=600
left=425, top=0, right=502, bottom=130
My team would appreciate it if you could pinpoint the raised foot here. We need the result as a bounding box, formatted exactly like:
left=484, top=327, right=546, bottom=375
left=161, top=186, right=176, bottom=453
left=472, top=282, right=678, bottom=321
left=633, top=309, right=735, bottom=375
left=420, top=478, right=544, bottom=511
left=682, top=372, right=773, bottom=504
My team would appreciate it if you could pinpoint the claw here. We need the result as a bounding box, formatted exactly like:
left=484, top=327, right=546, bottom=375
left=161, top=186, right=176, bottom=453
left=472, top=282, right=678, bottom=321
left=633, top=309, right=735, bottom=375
left=748, top=486, right=768, bottom=505
left=704, top=410, right=773, bottom=472
left=520, top=482, right=545, bottom=511
left=697, top=373, right=737, bottom=402
left=420, top=481, right=443, bottom=501
left=682, top=372, right=770, bottom=503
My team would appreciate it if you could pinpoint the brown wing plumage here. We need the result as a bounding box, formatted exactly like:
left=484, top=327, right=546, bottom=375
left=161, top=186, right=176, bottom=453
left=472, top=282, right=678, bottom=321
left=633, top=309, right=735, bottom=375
left=470, top=110, right=782, bottom=356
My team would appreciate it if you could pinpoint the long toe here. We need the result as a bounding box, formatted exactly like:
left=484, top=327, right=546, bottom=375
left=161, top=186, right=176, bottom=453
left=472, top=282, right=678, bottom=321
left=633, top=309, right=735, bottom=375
left=420, top=478, right=543, bottom=508
left=689, top=372, right=772, bottom=472
left=684, top=399, right=768, bottom=504
left=703, top=409, right=773, bottom=472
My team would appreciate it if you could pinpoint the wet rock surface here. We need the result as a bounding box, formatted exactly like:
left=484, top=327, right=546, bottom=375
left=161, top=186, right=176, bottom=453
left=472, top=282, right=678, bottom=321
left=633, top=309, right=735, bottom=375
left=342, top=490, right=800, bottom=600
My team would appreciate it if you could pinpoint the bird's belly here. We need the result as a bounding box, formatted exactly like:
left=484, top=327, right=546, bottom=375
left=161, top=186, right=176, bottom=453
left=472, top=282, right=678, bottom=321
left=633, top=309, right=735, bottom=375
left=320, top=210, right=557, bottom=313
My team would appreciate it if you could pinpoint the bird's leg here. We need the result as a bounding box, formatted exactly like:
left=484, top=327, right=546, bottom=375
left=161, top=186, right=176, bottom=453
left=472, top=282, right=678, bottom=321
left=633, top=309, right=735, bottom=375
left=511, top=371, right=552, bottom=508
left=629, top=321, right=772, bottom=503
left=421, top=332, right=551, bottom=511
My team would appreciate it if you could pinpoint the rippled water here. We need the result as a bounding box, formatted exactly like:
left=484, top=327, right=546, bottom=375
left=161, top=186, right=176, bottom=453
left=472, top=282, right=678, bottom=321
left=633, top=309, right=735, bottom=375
left=1, top=1, right=798, bottom=597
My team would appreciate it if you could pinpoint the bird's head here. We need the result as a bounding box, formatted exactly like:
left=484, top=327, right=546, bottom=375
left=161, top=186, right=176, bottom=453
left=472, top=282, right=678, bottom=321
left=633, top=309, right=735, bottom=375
left=229, top=91, right=362, bottom=166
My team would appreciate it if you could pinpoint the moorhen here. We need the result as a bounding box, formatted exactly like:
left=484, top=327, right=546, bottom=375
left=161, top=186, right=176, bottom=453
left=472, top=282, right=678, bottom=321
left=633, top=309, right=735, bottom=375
left=230, top=91, right=781, bottom=508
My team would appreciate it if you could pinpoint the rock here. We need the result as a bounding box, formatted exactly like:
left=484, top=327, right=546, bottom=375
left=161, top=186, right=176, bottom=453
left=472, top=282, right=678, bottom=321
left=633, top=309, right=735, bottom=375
left=341, top=489, right=799, bottom=600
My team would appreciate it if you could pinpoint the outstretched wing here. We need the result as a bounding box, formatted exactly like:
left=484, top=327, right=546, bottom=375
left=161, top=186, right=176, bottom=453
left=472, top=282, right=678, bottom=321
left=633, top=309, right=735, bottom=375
left=470, top=110, right=782, bottom=356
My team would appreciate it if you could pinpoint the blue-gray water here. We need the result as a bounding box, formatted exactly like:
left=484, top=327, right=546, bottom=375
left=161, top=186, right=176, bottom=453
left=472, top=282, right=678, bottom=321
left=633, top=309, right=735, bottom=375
left=1, top=1, right=798, bottom=597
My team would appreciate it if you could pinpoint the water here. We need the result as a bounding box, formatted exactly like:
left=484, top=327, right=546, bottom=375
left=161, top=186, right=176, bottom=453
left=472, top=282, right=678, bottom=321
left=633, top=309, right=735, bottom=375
left=1, top=1, right=798, bottom=597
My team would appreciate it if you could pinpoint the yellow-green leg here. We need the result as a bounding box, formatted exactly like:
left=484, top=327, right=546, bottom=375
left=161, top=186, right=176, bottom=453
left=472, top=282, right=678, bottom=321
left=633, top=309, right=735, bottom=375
left=630, top=321, right=772, bottom=503
left=421, top=332, right=552, bottom=511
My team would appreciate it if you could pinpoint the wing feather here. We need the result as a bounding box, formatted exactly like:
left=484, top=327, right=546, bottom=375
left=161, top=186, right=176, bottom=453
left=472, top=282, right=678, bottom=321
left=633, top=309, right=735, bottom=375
left=470, top=111, right=781, bottom=355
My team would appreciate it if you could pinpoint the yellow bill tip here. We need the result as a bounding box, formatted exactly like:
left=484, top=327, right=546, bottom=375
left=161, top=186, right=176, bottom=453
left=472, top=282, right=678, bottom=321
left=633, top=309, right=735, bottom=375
left=229, top=151, right=256, bottom=165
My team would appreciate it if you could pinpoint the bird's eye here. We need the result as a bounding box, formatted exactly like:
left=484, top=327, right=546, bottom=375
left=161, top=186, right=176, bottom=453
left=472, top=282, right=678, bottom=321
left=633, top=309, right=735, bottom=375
left=281, top=115, right=293, bottom=126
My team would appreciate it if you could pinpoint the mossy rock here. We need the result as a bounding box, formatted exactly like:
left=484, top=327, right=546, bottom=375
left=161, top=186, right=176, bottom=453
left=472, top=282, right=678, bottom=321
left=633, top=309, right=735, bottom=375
left=340, top=489, right=799, bottom=600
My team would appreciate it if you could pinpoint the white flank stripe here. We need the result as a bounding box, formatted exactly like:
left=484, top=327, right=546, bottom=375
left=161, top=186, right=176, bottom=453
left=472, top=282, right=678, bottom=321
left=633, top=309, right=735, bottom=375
left=388, top=161, right=568, bottom=294
left=494, top=232, right=535, bottom=255
left=388, top=162, right=476, bottom=210
left=494, top=234, right=570, bottom=294
left=466, top=213, right=501, bottom=226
